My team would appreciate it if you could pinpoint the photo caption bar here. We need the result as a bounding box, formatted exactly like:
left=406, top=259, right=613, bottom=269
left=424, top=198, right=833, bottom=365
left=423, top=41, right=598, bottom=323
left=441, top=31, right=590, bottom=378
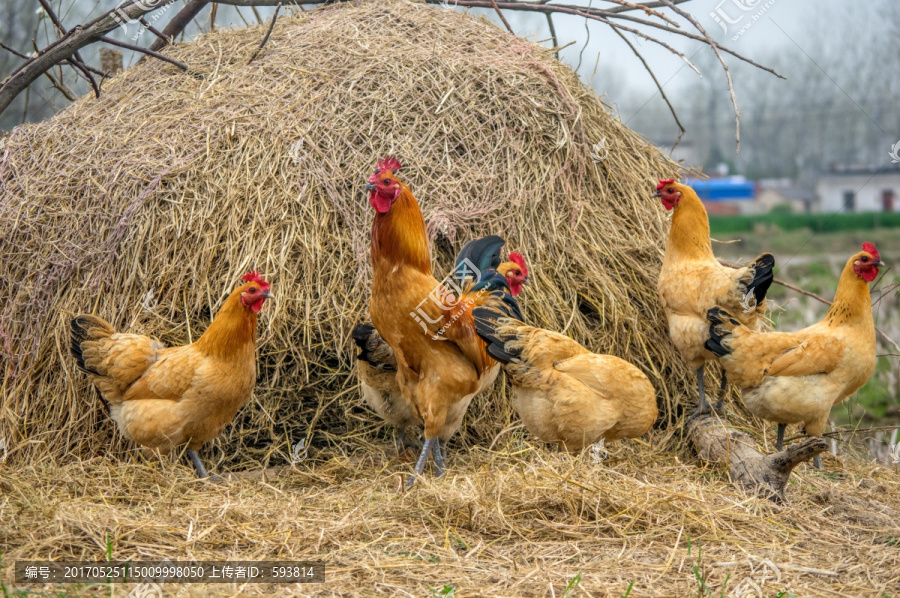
left=15, top=561, right=324, bottom=584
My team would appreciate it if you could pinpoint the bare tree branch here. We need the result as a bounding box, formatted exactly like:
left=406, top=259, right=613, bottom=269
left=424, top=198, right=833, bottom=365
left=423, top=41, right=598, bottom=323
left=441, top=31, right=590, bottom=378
left=36, top=0, right=101, bottom=96
left=0, top=1, right=177, bottom=116
left=247, top=2, right=282, bottom=64
left=489, top=0, right=515, bottom=33
left=657, top=0, right=741, bottom=151
left=544, top=13, right=558, bottom=59
left=142, top=0, right=210, bottom=62
left=99, top=36, right=193, bottom=74
left=609, top=25, right=685, bottom=148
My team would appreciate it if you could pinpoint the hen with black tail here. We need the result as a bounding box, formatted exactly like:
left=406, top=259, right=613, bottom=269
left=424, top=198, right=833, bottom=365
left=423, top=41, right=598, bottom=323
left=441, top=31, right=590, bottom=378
left=472, top=291, right=657, bottom=451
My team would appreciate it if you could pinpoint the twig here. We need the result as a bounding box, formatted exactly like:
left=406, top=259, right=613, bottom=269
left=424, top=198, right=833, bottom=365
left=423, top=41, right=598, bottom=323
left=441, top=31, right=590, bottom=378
left=657, top=0, right=740, bottom=151
left=610, top=25, right=685, bottom=148
left=489, top=0, right=515, bottom=34
left=545, top=13, right=559, bottom=59
left=138, top=17, right=172, bottom=45
left=37, top=0, right=101, bottom=97
left=99, top=36, right=193, bottom=74
left=146, top=0, right=210, bottom=55
left=247, top=2, right=282, bottom=64
left=0, top=42, right=29, bottom=60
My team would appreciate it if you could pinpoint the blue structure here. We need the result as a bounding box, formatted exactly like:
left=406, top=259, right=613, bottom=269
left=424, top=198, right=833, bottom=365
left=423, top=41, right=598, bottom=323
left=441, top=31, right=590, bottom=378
left=684, top=177, right=755, bottom=201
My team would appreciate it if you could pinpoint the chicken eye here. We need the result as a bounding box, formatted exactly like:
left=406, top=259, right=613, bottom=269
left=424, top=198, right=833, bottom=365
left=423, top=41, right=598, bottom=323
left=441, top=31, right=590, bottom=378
left=862, top=257, right=869, bottom=262
left=383, top=179, right=392, bottom=185
left=249, top=288, right=258, bottom=294
left=514, top=270, right=521, bottom=276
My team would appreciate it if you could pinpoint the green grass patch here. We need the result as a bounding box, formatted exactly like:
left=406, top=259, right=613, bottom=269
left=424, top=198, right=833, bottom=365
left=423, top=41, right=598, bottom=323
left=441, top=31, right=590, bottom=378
left=709, top=212, right=900, bottom=235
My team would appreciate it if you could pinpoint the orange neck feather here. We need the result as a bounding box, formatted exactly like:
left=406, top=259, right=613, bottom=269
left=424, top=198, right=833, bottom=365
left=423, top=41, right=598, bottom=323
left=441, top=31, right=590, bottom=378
left=825, top=260, right=873, bottom=326
left=667, top=186, right=715, bottom=260
left=370, top=183, right=432, bottom=274
left=194, top=290, right=258, bottom=359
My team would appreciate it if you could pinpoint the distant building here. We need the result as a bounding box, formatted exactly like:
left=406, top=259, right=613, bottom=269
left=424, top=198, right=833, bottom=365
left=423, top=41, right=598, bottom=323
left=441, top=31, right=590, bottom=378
left=757, top=179, right=817, bottom=213
left=816, top=164, right=900, bottom=213
left=685, top=176, right=756, bottom=215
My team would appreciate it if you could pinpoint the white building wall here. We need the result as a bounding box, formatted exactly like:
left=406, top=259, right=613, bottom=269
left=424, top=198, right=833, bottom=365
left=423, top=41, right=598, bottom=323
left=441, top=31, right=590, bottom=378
left=817, top=173, right=900, bottom=213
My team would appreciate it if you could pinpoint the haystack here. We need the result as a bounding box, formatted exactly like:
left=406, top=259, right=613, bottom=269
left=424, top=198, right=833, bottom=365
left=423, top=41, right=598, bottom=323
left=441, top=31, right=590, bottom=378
left=0, top=0, right=683, bottom=466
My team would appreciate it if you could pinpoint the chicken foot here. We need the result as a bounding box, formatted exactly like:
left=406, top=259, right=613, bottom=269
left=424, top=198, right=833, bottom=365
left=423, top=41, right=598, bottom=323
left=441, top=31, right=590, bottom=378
left=186, top=449, right=223, bottom=481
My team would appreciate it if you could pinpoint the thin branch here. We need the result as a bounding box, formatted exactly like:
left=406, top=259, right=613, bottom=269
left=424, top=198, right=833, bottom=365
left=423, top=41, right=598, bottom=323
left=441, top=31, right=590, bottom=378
left=65, top=58, right=101, bottom=98
left=145, top=0, right=210, bottom=56
left=0, top=42, right=29, bottom=60
left=138, top=17, right=172, bottom=44
left=98, top=36, right=193, bottom=74
left=544, top=13, right=559, bottom=59
left=247, top=2, right=282, bottom=64
left=657, top=0, right=740, bottom=151
left=610, top=24, right=684, bottom=148
left=37, top=0, right=100, bottom=97
left=489, top=0, right=515, bottom=34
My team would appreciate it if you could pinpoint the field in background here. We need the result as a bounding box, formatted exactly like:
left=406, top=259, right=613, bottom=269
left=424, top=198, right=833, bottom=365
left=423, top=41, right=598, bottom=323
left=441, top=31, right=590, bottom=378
left=709, top=211, right=900, bottom=236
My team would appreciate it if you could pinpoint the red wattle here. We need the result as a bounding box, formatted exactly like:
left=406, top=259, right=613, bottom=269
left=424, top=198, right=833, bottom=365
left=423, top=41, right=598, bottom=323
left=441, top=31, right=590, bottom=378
left=369, top=191, right=393, bottom=213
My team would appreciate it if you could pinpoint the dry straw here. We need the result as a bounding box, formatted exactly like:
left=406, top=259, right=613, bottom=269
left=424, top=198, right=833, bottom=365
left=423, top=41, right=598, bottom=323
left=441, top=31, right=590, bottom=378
left=0, top=0, right=685, bottom=467
left=1, top=3, right=899, bottom=596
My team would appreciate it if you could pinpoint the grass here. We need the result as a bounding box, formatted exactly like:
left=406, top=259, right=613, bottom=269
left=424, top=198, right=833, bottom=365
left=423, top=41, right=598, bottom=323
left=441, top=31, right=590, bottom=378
left=709, top=211, right=900, bottom=235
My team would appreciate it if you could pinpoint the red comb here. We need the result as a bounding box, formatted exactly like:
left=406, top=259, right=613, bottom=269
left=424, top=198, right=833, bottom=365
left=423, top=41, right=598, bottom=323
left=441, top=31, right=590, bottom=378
left=862, top=242, right=880, bottom=261
left=242, top=271, right=270, bottom=290
left=657, top=178, right=675, bottom=191
left=375, top=156, right=402, bottom=174
left=508, top=252, right=528, bottom=275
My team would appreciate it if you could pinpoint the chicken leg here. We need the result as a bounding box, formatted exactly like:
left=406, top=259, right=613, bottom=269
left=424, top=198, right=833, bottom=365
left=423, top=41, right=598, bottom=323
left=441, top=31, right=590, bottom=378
left=696, top=367, right=709, bottom=415
left=712, top=371, right=728, bottom=413
left=406, top=437, right=438, bottom=487
left=775, top=423, right=786, bottom=451
left=432, top=438, right=446, bottom=476
left=187, top=449, right=211, bottom=479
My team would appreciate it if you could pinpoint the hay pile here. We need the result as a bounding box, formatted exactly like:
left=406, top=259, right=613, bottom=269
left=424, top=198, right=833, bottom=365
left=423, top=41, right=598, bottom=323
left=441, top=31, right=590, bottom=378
left=0, top=0, right=682, bottom=467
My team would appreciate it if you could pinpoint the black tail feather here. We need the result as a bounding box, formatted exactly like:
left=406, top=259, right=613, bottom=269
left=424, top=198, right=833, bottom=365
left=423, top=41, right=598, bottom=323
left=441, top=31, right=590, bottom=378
left=70, top=316, right=100, bottom=375
left=705, top=307, right=736, bottom=358
left=748, top=252, right=775, bottom=303
left=351, top=322, right=396, bottom=371
left=454, top=235, right=505, bottom=285
left=472, top=290, right=524, bottom=364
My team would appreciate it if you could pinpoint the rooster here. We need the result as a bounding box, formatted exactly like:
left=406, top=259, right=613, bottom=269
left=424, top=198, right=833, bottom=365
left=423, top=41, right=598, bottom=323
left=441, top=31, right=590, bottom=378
left=70, top=272, right=273, bottom=479
left=353, top=240, right=528, bottom=450
left=706, top=244, right=883, bottom=468
left=473, top=292, right=657, bottom=451
left=364, top=156, right=519, bottom=485
left=655, top=179, right=775, bottom=414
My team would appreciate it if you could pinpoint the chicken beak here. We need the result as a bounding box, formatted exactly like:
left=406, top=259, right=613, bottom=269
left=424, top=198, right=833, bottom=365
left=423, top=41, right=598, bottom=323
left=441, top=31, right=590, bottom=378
left=522, top=277, right=530, bottom=286
left=874, top=259, right=886, bottom=268
left=653, top=190, right=661, bottom=197
left=364, top=183, right=376, bottom=192
left=260, top=289, right=274, bottom=300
